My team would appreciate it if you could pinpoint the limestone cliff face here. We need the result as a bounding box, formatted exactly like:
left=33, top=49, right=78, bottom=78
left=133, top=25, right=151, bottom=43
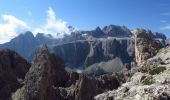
left=94, top=30, right=168, bottom=100
left=52, top=38, right=135, bottom=70
left=134, top=29, right=163, bottom=66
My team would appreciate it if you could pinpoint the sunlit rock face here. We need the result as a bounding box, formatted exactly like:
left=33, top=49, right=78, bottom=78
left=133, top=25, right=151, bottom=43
left=134, top=29, right=163, bottom=66
left=94, top=29, right=169, bottom=100
left=95, top=46, right=170, bottom=100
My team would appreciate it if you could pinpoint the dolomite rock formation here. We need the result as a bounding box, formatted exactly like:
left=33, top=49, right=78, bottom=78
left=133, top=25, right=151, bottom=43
left=12, top=45, right=120, bottom=100
left=94, top=32, right=170, bottom=100
left=12, top=44, right=69, bottom=100
left=134, top=29, right=163, bottom=66
left=94, top=46, right=170, bottom=100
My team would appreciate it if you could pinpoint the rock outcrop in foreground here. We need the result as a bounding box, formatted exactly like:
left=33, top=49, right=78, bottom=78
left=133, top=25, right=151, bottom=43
left=0, top=28, right=167, bottom=100
left=12, top=45, right=120, bottom=100
left=12, top=44, right=69, bottom=100
left=0, top=49, right=30, bottom=99
left=94, top=29, right=170, bottom=100
left=95, top=47, right=170, bottom=100
left=134, top=29, right=163, bottom=66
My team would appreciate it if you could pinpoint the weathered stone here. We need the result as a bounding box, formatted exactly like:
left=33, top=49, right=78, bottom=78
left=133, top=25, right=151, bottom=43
left=0, top=49, right=30, bottom=99
left=134, top=29, right=163, bottom=66
left=12, top=44, right=69, bottom=100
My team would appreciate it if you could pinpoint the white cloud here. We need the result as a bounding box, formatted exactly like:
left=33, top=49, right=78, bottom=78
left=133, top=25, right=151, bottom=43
left=160, top=24, right=170, bottom=30
left=160, top=20, right=167, bottom=23
left=0, top=15, right=30, bottom=44
left=160, top=12, right=170, bottom=16
left=34, top=7, right=70, bottom=38
left=0, top=7, right=72, bottom=44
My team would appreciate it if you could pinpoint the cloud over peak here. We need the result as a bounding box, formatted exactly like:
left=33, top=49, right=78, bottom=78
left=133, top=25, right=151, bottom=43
left=0, top=15, right=30, bottom=43
left=0, top=7, right=72, bottom=44
left=34, top=7, right=70, bottom=38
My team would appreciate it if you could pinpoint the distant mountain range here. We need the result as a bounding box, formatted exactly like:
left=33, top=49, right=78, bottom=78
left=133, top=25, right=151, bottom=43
left=0, top=24, right=166, bottom=73
left=0, top=31, right=57, bottom=61
left=0, top=27, right=168, bottom=99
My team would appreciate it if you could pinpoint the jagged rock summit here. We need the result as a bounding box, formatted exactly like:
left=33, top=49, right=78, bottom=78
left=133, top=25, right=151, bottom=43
left=12, top=44, right=69, bottom=100
left=134, top=29, right=163, bottom=66
left=0, top=25, right=167, bottom=100
left=11, top=44, right=121, bottom=100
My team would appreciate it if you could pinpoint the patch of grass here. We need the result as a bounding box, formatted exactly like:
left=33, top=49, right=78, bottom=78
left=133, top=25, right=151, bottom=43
left=149, top=66, right=166, bottom=75
left=142, top=76, right=153, bottom=85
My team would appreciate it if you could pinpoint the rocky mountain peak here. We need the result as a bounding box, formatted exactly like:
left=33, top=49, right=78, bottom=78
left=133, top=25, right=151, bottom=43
left=102, top=24, right=132, bottom=37
left=12, top=31, right=35, bottom=42
left=95, top=26, right=101, bottom=31
left=11, top=43, right=122, bottom=100
left=38, top=44, right=49, bottom=53
left=24, top=31, right=34, bottom=37
left=12, top=44, right=69, bottom=100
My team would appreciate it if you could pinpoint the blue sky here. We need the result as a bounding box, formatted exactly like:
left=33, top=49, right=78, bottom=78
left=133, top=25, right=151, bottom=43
left=0, top=0, right=170, bottom=43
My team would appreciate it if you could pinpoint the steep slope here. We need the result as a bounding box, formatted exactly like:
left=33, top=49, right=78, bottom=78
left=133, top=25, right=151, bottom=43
left=94, top=29, right=168, bottom=100
left=0, top=49, right=30, bottom=99
left=0, top=25, right=166, bottom=72
left=134, top=29, right=163, bottom=66
left=0, top=31, right=56, bottom=61
left=12, top=44, right=69, bottom=100
left=0, top=31, right=37, bottom=60
left=95, top=48, right=170, bottom=100
left=51, top=38, right=135, bottom=71
left=12, top=44, right=121, bottom=100
left=51, top=26, right=166, bottom=71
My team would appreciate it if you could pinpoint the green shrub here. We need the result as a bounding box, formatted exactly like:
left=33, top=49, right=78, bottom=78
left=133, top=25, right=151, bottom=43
left=142, top=76, right=153, bottom=85
left=149, top=66, right=166, bottom=75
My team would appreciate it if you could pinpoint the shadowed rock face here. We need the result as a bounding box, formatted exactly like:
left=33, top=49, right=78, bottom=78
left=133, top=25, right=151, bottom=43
left=52, top=38, right=135, bottom=71
left=52, top=41, right=91, bottom=69
left=75, top=74, right=120, bottom=100
left=0, top=26, right=166, bottom=71
left=12, top=44, right=69, bottom=100
left=11, top=45, right=120, bottom=100
left=0, top=31, right=56, bottom=62
left=0, top=49, right=30, bottom=99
